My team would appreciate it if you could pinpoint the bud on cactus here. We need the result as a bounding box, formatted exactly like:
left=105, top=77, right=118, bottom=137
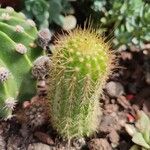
left=48, top=27, right=115, bottom=138
left=0, top=7, right=43, bottom=118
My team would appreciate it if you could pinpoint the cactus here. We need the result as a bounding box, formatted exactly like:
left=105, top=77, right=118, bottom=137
left=48, top=27, right=115, bottom=139
left=0, top=7, right=43, bottom=118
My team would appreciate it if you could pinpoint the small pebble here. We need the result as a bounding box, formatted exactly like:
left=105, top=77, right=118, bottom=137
left=28, top=143, right=55, bottom=150
left=88, top=138, right=112, bottom=150
left=72, top=138, right=86, bottom=150
left=105, top=81, right=125, bottom=98
left=63, top=15, right=77, bottom=31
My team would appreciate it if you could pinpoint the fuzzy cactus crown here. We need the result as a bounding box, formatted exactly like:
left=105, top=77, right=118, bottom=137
left=48, top=27, right=115, bottom=138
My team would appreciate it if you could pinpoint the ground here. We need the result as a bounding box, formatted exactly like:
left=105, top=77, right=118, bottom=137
left=0, top=44, right=150, bottom=150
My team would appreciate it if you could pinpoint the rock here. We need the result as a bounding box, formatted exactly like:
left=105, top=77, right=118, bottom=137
left=99, top=114, right=121, bottom=133
left=0, top=122, right=9, bottom=150
left=104, top=104, right=119, bottom=114
left=28, top=143, right=55, bottom=150
left=7, top=135, right=25, bottom=150
left=20, top=124, right=30, bottom=138
left=72, top=138, right=86, bottom=150
left=88, top=138, right=112, bottom=150
left=108, top=130, right=119, bottom=148
left=99, top=111, right=126, bottom=133
left=0, top=135, right=6, bottom=150
left=62, top=15, right=77, bottom=31
left=105, top=81, right=125, bottom=98
left=34, top=132, right=54, bottom=145
left=120, top=51, right=132, bottom=61
left=117, top=96, right=132, bottom=109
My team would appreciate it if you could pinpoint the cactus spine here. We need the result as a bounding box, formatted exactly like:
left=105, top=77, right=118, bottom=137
left=48, top=27, right=115, bottom=138
left=0, top=7, right=43, bottom=118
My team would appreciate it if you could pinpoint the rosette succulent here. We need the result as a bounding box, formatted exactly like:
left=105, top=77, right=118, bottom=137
left=24, top=0, right=73, bottom=28
left=24, top=0, right=49, bottom=28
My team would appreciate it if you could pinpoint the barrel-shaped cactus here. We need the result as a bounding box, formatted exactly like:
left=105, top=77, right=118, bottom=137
left=48, top=27, right=115, bottom=138
left=0, top=7, right=43, bottom=118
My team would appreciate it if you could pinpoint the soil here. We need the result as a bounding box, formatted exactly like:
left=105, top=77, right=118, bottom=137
left=0, top=39, right=150, bottom=149
left=0, top=0, right=150, bottom=149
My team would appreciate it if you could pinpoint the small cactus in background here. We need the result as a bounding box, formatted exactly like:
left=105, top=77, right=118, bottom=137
left=0, top=7, right=44, bottom=118
left=48, top=27, right=115, bottom=139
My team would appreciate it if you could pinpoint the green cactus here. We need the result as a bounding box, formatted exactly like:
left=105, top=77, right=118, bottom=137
left=0, top=7, right=43, bottom=118
left=48, top=27, right=115, bottom=139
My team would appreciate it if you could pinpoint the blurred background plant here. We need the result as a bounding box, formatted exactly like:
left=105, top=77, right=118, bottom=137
left=23, top=0, right=74, bottom=29
left=0, top=0, right=149, bottom=49
left=96, top=0, right=150, bottom=49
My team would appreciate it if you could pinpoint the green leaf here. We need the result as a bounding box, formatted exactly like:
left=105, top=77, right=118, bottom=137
left=53, top=14, right=65, bottom=26
left=136, top=111, right=150, bottom=134
left=130, top=145, right=140, bottom=150
left=132, top=132, right=150, bottom=149
left=143, top=131, right=150, bottom=145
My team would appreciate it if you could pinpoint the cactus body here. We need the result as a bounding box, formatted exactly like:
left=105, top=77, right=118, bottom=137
left=0, top=7, right=43, bottom=118
left=48, top=28, right=114, bottom=138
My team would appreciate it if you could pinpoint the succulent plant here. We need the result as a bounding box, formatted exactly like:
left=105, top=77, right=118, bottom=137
left=74, top=0, right=150, bottom=49
left=0, top=7, right=43, bottom=119
left=48, top=27, right=115, bottom=139
left=125, top=111, right=150, bottom=150
left=99, top=0, right=150, bottom=49
left=24, top=0, right=74, bottom=28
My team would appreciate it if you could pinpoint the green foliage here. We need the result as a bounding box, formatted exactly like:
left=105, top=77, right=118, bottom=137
left=96, top=0, right=150, bottom=48
left=127, top=111, right=150, bottom=150
left=0, top=7, right=43, bottom=118
left=48, top=28, right=114, bottom=139
left=23, top=0, right=149, bottom=47
left=72, top=0, right=150, bottom=49
left=24, top=0, right=73, bottom=28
